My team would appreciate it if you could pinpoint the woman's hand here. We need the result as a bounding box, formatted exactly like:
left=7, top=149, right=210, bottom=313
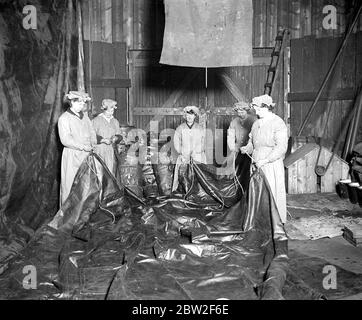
left=240, top=144, right=252, bottom=155
left=239, top=146, right=248, bottom=154
left=255, top=159, right=269, bottom=168
left=180, top=154, right=190, bottom=163
left=111, top=135, right=118, bottom=144
left=101, top=138, right=111, bottom=145
left=83, top=145, right=93, bottom=152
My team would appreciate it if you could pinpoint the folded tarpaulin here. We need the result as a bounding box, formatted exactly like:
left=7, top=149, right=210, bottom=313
left=160, top=0, right=253, bottom=67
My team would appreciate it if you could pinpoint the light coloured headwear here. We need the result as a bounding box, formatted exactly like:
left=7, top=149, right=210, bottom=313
left=252, top=94, right=275, bottom=108
left=233, top=101, right=250, bottom=112
left=183, top=105, right=200, bottom=116
left=101, top=99, right=117, bottom=110
left=65, top=91, right=91, bottom=101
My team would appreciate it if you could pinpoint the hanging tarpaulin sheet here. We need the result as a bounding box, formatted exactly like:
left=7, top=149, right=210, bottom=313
left=160, top=0, right=253, bottom=68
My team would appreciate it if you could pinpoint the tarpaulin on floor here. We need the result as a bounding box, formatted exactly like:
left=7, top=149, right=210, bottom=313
left=0, top=152, right=328, bottom=300
left=160, top=0, right=253, bottom=67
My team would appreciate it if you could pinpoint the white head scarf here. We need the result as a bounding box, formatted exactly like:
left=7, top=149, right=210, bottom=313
left=251, top=94, right=275, bottom=108
left=183, top=105, right=200, bottom=118
left=65, top=91, right=91, bottom=102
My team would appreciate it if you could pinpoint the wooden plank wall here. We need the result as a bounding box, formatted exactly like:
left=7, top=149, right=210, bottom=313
left=81, top=0, right=362, bottom=49
left=81, top=0, right=362, bottom=133
left=290, top=32, right=362, bottom=150
left=253, top=0, right=362, bottom=47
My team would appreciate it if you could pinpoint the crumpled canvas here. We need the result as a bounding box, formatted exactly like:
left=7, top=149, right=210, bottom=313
left=0, top=152, right=335, bottom=300
left=160, top=0, right=253, bottom=67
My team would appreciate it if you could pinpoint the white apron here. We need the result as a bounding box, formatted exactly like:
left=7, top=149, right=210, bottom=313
left=249, top=113, right=288, bottom=223
left=172, top=122, right=206, bottom=191
left=92, top=114, right=121, bottom=175
left=58, top=110, right=97, bottom=206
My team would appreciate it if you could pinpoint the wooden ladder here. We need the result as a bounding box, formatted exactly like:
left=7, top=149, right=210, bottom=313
left=264, top=28, right=289, bottom=96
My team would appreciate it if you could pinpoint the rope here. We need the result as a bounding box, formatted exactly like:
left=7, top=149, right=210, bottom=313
left=86, top=153, right=98, bottom=177
left=232, top=152, right=245, bottom=195
left=100, top=205, right=116, bottom=224
left=123, top=232, right=146, bottom=250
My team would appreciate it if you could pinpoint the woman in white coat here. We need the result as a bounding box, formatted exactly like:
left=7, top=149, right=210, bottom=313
left=240, top=94, right=288, bottom=228
left=58, top=91, right=97, bottom=206
left=92, top=99, right=122, bottom=175
left=172, top=106, right=206, bottom=192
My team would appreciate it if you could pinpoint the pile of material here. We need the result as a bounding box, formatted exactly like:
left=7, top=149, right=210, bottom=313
left=343, top=224, right=362, bottom=247
left=0, top=153, right=324, bottom=300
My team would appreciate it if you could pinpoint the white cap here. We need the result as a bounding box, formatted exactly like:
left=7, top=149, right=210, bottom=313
left=65, top=91, right=91, bottom=101
left=183, top=105, right=200, bottom=116
left=101, top=99, right=118, bottom=110
left=252, top=94, right=275, bottom=107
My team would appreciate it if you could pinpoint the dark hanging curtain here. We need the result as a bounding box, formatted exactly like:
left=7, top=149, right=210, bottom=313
left=0, top=0, right=78, bottom=265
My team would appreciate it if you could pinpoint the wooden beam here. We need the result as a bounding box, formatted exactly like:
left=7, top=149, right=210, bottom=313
left=149, top=69, right=200, bottom=124
left=133, top=107, right=235, bottom=116
left=219, top=72, right=247, bottom=102
left=288, top=88, right=356, bottom=102
left=252, top=56, right=272, bottom=65
left=130, top=48, right=274, bottom=67
left=90, top=78, right=131, bottom=88
left=133, top=107, right=184, bottom=116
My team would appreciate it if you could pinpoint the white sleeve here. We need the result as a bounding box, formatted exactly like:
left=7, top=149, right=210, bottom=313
left=58, top=116, right=85, bottom=151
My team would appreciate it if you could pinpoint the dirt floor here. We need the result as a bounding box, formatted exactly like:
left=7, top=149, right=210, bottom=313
left=286, top=193, right=362, bottom=300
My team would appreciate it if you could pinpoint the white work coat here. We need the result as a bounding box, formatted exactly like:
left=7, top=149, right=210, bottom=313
left=173, top=122, right=206, bottom=163
left=172, top=122, right=206, bottom=191
left=246, top=113, right=288, bottom=223
left=227, top=115, right=257, bottom=152
left=58, top=110, right=97, bottom=206
left=92, top=114, right=121, bottom=175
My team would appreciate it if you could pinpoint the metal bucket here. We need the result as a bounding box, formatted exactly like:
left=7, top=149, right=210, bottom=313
left=336, top=179, right=351, bottom=199
left=357, top=186, right=362, bottom=207
left=347, top=182, right=360, bottom=204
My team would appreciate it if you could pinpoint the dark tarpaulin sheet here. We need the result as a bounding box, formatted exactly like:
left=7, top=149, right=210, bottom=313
left=160, top=0, right=253, bottom=67
left=0, top=0, right=76, bottom=267
left=0, top=152, right=339, bottom=300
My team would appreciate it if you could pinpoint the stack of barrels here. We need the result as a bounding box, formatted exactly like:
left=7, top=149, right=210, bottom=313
left=115, top=126, right=175, bottom=200
left=336, top=179, right=362, bottom=207
left=115, top=125, right=144, bottom=198
left=336, top=145, right=362, bottom=207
